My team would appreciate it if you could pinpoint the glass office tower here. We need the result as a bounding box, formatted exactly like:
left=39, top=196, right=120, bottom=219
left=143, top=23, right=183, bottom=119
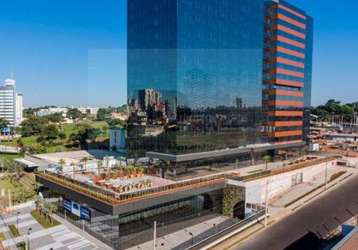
left=127, top=0, right=313, bottom=157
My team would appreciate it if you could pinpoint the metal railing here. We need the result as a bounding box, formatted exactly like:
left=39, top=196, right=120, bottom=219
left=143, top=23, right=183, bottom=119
left=36, top=171, right=231, bottom=205
left=183, top=209, right=266, bottom=250
left=239, top=156, right=337, bottom=182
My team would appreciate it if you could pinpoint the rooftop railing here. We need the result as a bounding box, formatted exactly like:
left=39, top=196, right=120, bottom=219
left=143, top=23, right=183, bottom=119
left=36, top=156, right=337, bottom=205
left=36, top=171, right=231, bottom=205
left=240, top=156, right=338, bottom=182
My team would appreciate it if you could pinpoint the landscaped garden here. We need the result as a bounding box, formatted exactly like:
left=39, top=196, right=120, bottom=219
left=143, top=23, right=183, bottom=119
left=8, top=224, right=20, bottom=237
left=0, top=174, right=37, bottom=205
left=31, top=209, right=60, bottom=229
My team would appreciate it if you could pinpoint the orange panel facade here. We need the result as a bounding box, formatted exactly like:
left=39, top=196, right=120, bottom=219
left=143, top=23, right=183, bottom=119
left=270, top=130, right=303, bottom=138
left=276, top=57, right=305, bottom=68
left=278, top=5, right=307, bottom=20
left=277, top=24, right=306, bottom=39
left=267, top=111, right=304, bottom=117
left=277, top=13, right=306, bottom=29
left=268, top=89, right=304, bottom=97
left=277, top=35, right=305, bottom=49
left=265, top=78, right=304, bottom=88
left=267, top=100, right=304, bottom=108
left=276, top=68, right=305, bottom=78
left=267, top=121, right=303, bottom=127
left=276, top=46, right=305, bottom=59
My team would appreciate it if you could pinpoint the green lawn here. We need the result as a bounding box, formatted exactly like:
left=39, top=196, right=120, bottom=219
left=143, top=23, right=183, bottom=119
left=0, top=121, right=109, bottom=154
left=0, top=176, right=36, bottom=204
left=0, top=153, right=20, bottom=161
left=8, top=224, right=20, bottom=237
left=0, top=177, right=20, bottom=191
left=31, top=210, right=60, bottom=229
left=0, top=232, right=5, bottom=241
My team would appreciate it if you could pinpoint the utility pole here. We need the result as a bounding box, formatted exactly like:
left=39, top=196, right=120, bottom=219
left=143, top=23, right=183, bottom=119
left=325, top=161, right=328, bottom=190
left=264, top=179, right=269, bottom=228
left=153, top=221, right=157, bottom=250
left=8, top=190, right=12, bottom=211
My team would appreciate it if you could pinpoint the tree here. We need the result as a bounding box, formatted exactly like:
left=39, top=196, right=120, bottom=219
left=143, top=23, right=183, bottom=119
left=19, top=116, right=47, bottom=137
left=40, top=124, right=60, bottom=143
left=45, top=113, right=64, bottom=123
left=262, top=155, right=272, bottom=171
left=80, top=157, right=90, bottom=172
left=96, top=108, right=110, bottom=121
left=67, top=108, right=83, bottom=120
left=69, top=124, right=102, bottom=149
left=44, top=202, right=57, bottom=224
left=0, top=118, right=9, bottom=130
left=106, top=119, right=123, bottom=128
left=70, top=162, right=76, bottom=178
left=58, top=159, right=66, bottom=172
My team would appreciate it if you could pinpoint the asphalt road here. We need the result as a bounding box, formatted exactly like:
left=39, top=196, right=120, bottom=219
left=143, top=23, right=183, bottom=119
left=233, top=174, right=358, bottom=250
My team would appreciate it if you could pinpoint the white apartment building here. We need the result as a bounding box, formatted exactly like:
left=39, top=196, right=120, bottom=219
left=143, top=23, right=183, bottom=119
left=0, top=79, right=23, bottom=128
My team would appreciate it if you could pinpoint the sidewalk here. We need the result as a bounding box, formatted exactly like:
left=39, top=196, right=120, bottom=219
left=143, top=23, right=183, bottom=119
left=210, top=169, right=357, bottom=250
left=52, top=213, right=113, bottom=250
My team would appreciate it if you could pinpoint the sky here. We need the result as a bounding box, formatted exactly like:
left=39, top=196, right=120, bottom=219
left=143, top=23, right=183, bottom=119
left=0, top=0, right=357, bottom=107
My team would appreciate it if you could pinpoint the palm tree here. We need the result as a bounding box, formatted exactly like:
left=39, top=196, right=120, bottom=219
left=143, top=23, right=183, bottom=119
left=58, top=159, right=66, bottom=173
left=70, top=162, right=76, bottom=178
left=262, top=155, right=272, bottom=171
left=97, top=160, right=103, bottom=175
left=44, top=202, right=57, bottom=224
left=80, top=157, right=89, bottom=173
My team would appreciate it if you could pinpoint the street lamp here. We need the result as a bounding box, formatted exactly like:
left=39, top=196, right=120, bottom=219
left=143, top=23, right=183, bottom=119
left=153, top=221, right=157, bottom=250
left=189, top=232, right=194, bottom=245
left=26, top=227, right=32, bottom=250
left=16, top=211, right=20, bottom=230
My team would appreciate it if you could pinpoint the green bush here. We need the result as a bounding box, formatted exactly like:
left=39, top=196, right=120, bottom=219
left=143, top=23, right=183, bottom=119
left=8, top=224, right=20, bottom=237
left=330, top=171, right=346, bottom=182
left=16, top=241, right=26, bottom=250
left=0, top=232, right=5, bottom=241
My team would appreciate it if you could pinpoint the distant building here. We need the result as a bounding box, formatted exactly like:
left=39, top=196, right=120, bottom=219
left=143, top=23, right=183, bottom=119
left=77, top=107, right=100, bottom=116
left=0, top=78, right=23, bottom=127
left=110, top=112, right=128, bottom=121
left=35, top=107, right=68, bottom=117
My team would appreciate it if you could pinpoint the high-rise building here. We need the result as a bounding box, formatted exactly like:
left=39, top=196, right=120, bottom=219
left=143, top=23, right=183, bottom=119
left=127, top=0, right=313, bottom=159
left=0, top=78, right=23, bottom=128
left=263, top=0, right=313, bottom=144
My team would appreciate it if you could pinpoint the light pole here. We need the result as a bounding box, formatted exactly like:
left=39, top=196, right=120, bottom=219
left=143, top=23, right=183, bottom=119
left=16, top=211, right=20, bottom=230
left=153, top=221, right=157, bottom=250
left=264, top=178, right=269, bottom=228
left=325, top=161, right=328, bottom=190
left=189, top=232, right=194, bottom=245
left=26, top=227, right=32, bottom=250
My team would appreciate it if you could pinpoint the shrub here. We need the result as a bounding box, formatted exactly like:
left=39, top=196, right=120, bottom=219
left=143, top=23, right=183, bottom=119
left=330, top=171, right=346, bottom=182
left=8, top=224, right=20, bottom=237
left=16, top=241, right=26, bottom=250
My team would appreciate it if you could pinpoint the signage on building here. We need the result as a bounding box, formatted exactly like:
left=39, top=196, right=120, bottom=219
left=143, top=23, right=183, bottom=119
left=63, top=199, right=91, bottom=221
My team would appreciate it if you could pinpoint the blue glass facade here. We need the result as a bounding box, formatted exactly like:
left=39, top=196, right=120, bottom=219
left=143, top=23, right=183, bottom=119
left=127, top=0, right=312, bottom=156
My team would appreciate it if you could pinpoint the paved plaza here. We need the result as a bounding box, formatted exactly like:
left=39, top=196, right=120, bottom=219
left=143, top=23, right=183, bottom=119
left=0, top=206, right=112, bottom=250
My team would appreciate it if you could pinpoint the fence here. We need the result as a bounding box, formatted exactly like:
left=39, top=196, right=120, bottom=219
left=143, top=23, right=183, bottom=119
left=183, top=209, right=266, bottom=250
